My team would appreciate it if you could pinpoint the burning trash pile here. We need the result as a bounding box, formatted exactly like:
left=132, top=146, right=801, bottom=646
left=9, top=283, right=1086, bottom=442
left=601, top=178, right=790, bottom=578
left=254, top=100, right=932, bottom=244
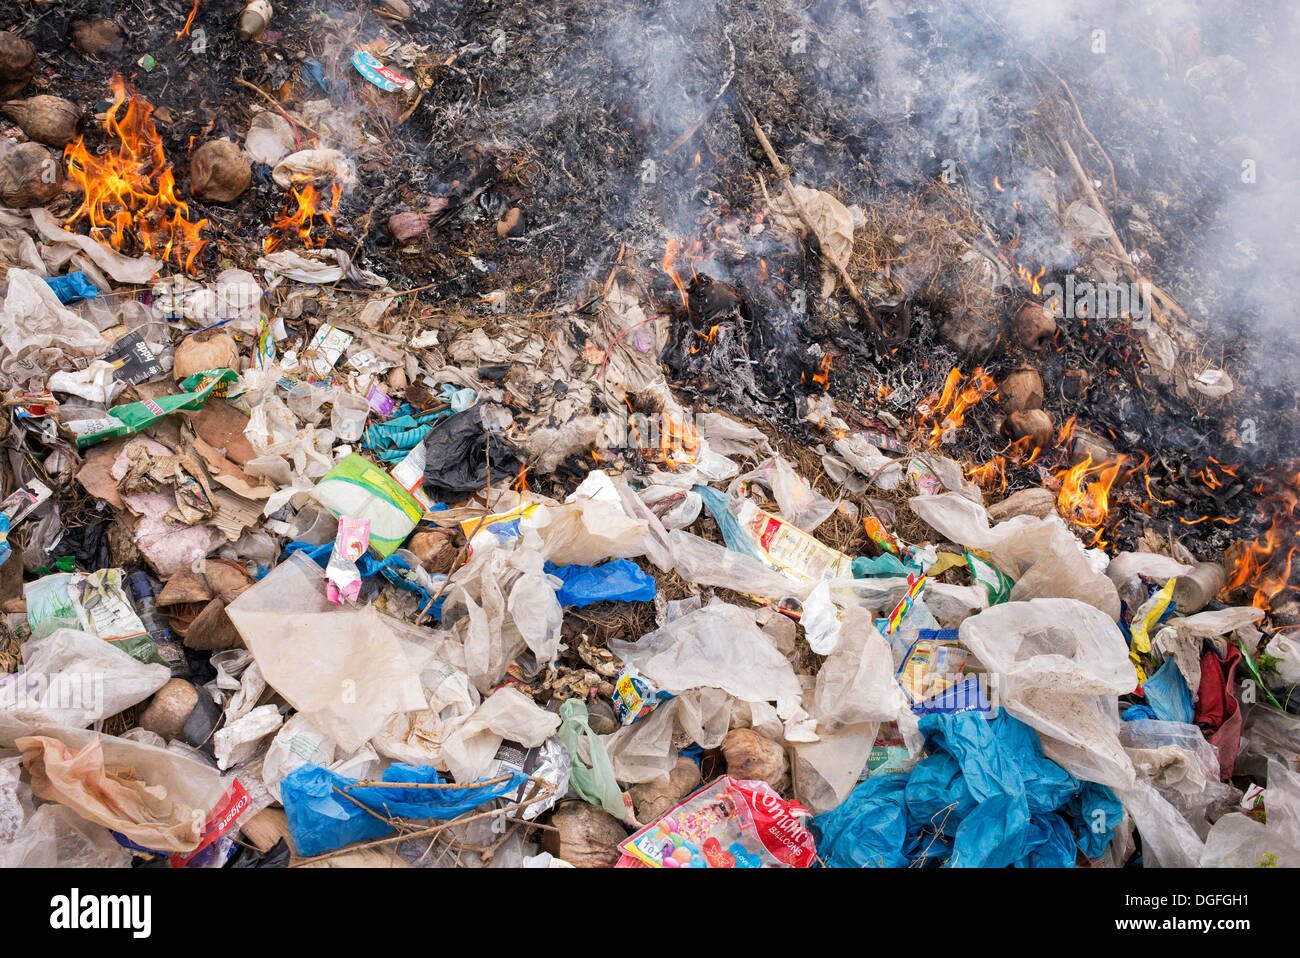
left=0, top=0, right=1298, bottom=873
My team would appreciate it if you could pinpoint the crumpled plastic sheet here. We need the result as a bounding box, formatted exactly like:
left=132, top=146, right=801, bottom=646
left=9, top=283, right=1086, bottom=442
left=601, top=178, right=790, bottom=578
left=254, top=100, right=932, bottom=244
left=665, top=528, right=813, bottom=601
left=17, top=727, right=237, bottom=854
left=547, top=558, right=656, bottom=607
left=213, top=703, right=283, bottom=771
left=1119, top=778, right=1205, bottom=867
left=910, top=493, right=1121, bottom=620
left=694, top=411, right=772, bottom=460
left=959, top=598, right=1134, bottom=695
left=440, top=529, right=564, bottom=693
left=0, top=268, right=108, bottom=386
left=29, top=207, right=162, bottom=284
left=960, top=600, right=1137, bottom=789
left=812, top=710, right=1113, bottom=868
left=728, top=456, right=836, bottom=532
left=833, top=434, right=905, bottom=489
left=608, top=599, right=801, bottom=703
left=537, top=470, right=649, bottom=567
left=225, top=552, right=427, bottom=752
left=603, top=687, right=733, bottom=785
left=812, top=618, right=908, bottom=728
left=261, top=713, right=381, bottom=804
left=0, top=801, right=131, bottom=868
left=433, top=686, right=561, bottom=786
left=372, top=659, right=479, bottom=767
left=767, top=183, right=855, bottom=297
left=0, top=628, right=170, bottom=747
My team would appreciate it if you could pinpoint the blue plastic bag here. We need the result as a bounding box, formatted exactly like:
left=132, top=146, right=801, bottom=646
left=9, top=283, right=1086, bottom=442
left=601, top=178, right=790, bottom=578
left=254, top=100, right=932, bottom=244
left=281, top=762, right=526, bottom=857
left=1142, top=657, right=1195, bottom=724
left=44, top=271, right=99, bottom=304
left=545, top=559, right=656, bottom=607
left=814, top=710, right=1111, bottom=869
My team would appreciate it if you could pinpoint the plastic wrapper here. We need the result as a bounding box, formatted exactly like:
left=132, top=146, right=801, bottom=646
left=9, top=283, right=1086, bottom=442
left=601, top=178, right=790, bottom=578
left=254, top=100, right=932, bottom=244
left=0, top=628, right=170, bottom=746
left=612, top=665, right=673, bottom=725
left=619, top=776, right=816, bottom=868
left=483, top=736, right=571, bottom=821
left=609, top=600, right=800, bottom=703
left=225, top=552, right=426, bottom=752
left=72, top=369, right=238, bottom=448
left=312, top=454, right=422, bottom=558
left=325, top=516, right=370, bottom=604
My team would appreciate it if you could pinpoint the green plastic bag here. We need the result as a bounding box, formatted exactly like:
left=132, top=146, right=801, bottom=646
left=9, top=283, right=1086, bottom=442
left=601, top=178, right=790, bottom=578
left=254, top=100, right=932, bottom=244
left=73, top=368, right=239, bottom=449
left=558, top=699, right=628, bottom=822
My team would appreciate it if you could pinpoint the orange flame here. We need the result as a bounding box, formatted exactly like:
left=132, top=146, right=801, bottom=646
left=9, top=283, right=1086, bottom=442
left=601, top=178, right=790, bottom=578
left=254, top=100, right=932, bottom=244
left=63, top=75, right=208, bottom=272
left=917, top=367, right=997, bottom=447
left=1223, top=467, right=1300, bottom=611
left=663, top=239, right=688, bottom=309
left=1054, top=454, right=1127, bottom=546
left=264, top=181, right=341, bottom=253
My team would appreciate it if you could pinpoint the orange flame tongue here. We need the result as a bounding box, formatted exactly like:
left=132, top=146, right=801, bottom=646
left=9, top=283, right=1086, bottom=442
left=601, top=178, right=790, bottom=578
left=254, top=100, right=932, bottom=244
left=1054, top=453, right=1127, bottom=546
left=264, top=180, right=342, bottom=253
left=63, top=74, right=208, bottom=272
left=917, top=366, right=997, bottom=447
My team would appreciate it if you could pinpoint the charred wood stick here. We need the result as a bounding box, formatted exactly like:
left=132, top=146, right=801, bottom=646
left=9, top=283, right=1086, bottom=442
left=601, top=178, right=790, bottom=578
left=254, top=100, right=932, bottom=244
left=665, top=26, right=735, bottom=155
left=1056, top=135, right=1187, bottom=326
left=234, top=78, right=323, bottom=140
left=747, top=112, right=874, bottom=324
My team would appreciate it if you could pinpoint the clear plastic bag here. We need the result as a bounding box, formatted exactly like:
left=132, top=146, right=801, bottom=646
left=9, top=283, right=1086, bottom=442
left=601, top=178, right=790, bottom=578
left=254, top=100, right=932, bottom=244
left=0, top=803, right=131, bottom=868
left=224, top=552, right=426, bottom=752
left=0, top=628, right=170, bottom=746
left=958, top=598, right=1134, bottom=695
left=608, top=600, right=801, bottom=703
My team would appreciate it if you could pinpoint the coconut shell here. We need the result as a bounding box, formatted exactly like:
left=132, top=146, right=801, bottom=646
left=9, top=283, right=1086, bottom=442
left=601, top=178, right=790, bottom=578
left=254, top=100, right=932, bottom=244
left=139, top=679, right=199, bottom=741
left=541, top=800, right=628, bottom=868
left=0, top=141, right=62, bottom=208
left=1011, top=302, right=1057, bottom=351
left=1002, top=408, right=1054, bottom=451
left=189, top=139, right=251, bottom=204
left=71, top=20, right=123, bottom=58
left=998, top=366, right=1043, bottom=413
left=174, top=328, right=240, bottom=381
left=722, top=728, right=789, bottom=790
left=407, top=528, right=460, bottom=574
left=0, top=33, right=36, bottom=99
left=630, top=757, right=702, bottom=824
left=2, top=95, right=80, bottom=147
